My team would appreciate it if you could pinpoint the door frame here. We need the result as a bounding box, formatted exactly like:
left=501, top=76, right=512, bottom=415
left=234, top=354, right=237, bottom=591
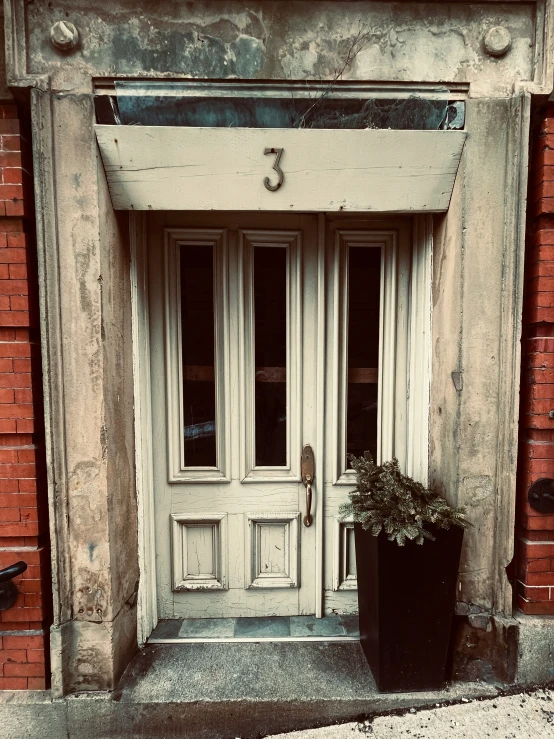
left=130, top=211, right=433, bottom=646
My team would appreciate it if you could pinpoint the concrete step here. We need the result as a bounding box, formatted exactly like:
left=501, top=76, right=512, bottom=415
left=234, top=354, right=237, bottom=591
left=0, top=643, right=501, bottom=739
left=97, top=642, right=496, bottom=738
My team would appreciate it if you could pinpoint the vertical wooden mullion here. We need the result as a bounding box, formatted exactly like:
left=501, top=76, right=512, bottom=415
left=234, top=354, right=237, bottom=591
left=286, top=241, right=291, bottom=470
left=238, top=230, right=255, bottom=480
left=378, top=234, right=398, bottom=464
left=290, top=231, right=303, bottom=481
left=176, top=242, right=186, bottom=471
left=393, top=229, right=411, bottom=471
left=407, top=215, right=432, bottom=484
left=213, top=229, right=230, bottom=479
left=164, top=230, right=183, bottom=477
left=331, top=230, right=346, bottom=483
left=227, top=227, right=240, bottom=485
left=315, top=213, right=326, bottom=617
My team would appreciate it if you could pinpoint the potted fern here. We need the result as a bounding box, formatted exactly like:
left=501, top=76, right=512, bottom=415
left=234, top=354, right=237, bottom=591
left=340, top=453, right=470, bottom=693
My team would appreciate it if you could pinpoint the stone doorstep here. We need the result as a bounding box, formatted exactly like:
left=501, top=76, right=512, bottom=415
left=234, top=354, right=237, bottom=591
left=150, top=614, right=360, bottom=642
left=0, top=642, right=501, bottom=739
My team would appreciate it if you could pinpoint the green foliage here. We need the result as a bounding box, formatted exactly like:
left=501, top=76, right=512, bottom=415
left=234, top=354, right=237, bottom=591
left=340, top=453, right=471, bottom=546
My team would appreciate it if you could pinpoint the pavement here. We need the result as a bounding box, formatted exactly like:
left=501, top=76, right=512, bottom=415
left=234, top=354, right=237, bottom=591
left=1, top=683, right=553, bottom=738
left=267, top=687, right=554, bottom=739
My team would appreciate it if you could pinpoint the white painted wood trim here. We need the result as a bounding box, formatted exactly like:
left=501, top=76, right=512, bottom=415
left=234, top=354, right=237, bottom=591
left=130, top=212, right=158, bottom=646
left=95, top=126, right=466, bottom=213
left=238, top=229, right=302, bottom=482
left=164, top=228, right=231, bottom=482
left=406, top=215, right=433, bottom=485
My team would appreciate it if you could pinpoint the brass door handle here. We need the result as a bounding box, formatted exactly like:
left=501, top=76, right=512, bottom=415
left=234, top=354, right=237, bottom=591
left=303, top=475, right=313, bottom=527
left=302, top=445, right=315, bottom=527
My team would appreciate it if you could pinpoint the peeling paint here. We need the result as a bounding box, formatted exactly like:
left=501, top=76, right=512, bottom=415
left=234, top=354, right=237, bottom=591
left=25, top=2, right=535, bottom=95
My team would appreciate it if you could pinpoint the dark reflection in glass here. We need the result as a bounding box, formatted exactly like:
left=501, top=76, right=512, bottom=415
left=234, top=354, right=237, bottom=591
left=254, top=247, right=287, bottom=466
left=113, top=82, right=453, bottom=131
left=347, top=247, right=381, bottom=463
left=180, top=245, right=217, bottom=467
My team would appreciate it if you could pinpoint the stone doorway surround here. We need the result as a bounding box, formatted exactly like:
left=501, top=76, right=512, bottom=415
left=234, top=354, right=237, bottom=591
left=1, top=0, right=553, bottom=696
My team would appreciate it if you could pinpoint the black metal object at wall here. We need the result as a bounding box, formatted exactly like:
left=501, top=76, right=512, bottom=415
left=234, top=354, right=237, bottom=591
left=354, top=524, right=464, bottom=693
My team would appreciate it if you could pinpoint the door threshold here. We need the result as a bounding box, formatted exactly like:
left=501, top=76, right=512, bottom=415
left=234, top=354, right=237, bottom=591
left=150, top=634, right=360, bottom=644
left=148, top=614, right=360, bottom=643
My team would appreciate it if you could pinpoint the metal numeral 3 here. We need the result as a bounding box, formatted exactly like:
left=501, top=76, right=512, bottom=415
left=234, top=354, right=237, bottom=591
left=263, top=147, right=284, bottom=192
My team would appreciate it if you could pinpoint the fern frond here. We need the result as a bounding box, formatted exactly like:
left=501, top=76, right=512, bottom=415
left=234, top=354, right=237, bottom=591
left=339, top=452, right=470, bottom=547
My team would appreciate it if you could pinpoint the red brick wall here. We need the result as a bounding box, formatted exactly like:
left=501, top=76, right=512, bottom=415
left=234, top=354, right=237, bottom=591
left=517, top=102, right=554, bottom=615
left=0, top=103, right=49, bottom=688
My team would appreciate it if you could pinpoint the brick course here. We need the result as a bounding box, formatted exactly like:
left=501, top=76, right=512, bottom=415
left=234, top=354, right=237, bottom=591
left=0, top=103, right=49, bottom=689
left=517, top=102, right=554, bottom=616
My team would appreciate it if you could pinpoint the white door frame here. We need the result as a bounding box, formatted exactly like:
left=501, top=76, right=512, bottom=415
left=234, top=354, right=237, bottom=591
left=130, top=212, right=159, bottom=645
left=131, top=211, right=432, bottom=645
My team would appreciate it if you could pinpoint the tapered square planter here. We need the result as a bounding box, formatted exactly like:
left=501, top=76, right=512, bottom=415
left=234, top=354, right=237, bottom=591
left=354, top=523, right=464, bottom=693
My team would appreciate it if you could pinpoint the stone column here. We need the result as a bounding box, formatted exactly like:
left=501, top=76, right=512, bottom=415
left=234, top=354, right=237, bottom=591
left=32, top=90, right=138, bottom=694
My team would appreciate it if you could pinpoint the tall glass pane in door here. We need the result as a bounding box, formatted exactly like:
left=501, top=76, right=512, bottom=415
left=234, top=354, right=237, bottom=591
left=346, top=246, right=381, bottom=462
left=180, top=245, right=217, bottom=467
left=254, top=246, right=287, bottom=467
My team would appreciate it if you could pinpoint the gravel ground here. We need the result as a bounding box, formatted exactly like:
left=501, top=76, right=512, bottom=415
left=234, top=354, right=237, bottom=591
left=266, top=688, right=554, bottom=738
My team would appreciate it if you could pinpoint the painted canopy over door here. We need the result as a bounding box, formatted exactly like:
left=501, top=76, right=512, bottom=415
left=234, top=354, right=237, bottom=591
left=148, top=211, right=414, bottom=619
left=95, top=126, right=466, bottom=212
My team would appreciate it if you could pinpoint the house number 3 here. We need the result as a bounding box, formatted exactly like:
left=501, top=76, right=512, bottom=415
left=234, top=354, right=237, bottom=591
left=263, top=147, right=284, bottom=192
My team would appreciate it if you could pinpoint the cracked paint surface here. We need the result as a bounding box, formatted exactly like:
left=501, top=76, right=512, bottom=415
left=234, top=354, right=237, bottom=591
left=27, top=2, right=534, bottom=96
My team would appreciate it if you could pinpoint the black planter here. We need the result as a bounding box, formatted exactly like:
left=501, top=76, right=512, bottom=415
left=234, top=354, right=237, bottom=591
left=354, top=523, right=464, bottom=693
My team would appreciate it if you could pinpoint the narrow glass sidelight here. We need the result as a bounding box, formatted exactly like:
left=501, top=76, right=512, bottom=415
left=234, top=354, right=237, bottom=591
left=346, top=246, right=381, bottom=462
left=254, top=246, right=287, bottom=467
left=180, top=244, right=217, bottom=467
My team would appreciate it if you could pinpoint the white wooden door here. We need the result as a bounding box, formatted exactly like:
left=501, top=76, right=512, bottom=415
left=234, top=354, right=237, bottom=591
left=149, top=212, right=321, bottom=618
left=148, top=212, right=413, bottom=619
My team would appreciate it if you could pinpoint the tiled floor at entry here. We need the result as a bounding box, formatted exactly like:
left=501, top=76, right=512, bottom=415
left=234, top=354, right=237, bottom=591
left=148, top=614, right=359, bottom=643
